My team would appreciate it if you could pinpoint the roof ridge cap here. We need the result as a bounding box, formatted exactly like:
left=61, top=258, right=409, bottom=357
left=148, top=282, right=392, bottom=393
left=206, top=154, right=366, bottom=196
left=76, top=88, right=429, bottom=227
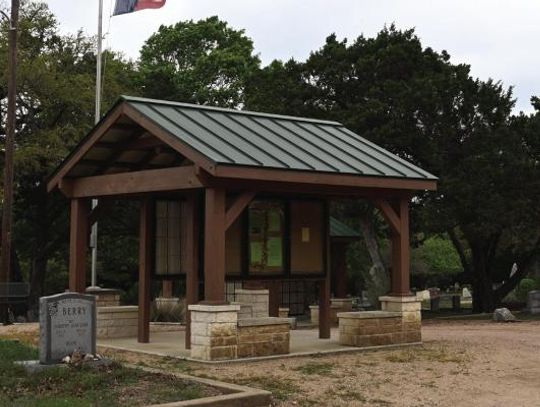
left=120, top=95, right=342, bottom=126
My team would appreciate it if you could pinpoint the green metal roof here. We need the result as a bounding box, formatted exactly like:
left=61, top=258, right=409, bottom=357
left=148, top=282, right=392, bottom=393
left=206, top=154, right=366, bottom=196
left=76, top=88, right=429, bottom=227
left=330, top=217, right=361, bottom=238
left=122, top=96, right=437, bottom=180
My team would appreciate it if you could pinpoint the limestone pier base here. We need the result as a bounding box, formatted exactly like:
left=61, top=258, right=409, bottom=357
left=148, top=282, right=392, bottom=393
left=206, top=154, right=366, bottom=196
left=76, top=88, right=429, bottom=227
left=189, top=304, right=240, bottom=361
left=188, top=304, right=292, bottom=361
left=337, top=296, right=422, bottom=348
left=379, top=295, right=422, bottom=333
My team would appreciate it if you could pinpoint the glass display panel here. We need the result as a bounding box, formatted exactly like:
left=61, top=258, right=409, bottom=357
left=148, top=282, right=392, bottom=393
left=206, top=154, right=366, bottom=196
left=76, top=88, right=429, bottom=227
left=248, top=201, right=284, bottom=274
left=155, top=201, right=182, bottom=276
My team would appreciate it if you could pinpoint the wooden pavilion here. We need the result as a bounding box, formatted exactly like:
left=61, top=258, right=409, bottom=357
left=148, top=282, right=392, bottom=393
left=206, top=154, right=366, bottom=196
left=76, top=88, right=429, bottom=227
left=47, top=96, right=437, bottom=349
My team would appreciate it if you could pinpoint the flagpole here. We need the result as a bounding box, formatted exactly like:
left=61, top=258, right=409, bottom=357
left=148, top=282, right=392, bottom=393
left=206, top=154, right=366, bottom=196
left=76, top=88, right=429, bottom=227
left=89, top=0, right=103, bottom=289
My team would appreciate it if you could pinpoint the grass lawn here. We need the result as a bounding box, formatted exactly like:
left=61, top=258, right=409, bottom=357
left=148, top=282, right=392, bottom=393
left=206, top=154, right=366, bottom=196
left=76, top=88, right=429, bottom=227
left=0, top=339, right=219, bottom=407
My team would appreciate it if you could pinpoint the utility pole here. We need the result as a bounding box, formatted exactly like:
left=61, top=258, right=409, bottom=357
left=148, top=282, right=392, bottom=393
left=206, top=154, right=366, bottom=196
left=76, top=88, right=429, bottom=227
left=1, top=0, right=20, bottom=324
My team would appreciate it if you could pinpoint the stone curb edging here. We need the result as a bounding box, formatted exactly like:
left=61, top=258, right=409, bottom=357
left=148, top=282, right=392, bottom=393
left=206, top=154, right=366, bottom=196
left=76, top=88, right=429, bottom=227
left=99, top=341, right=422, bottom=366
left=127, top=365, right=271, bottom=407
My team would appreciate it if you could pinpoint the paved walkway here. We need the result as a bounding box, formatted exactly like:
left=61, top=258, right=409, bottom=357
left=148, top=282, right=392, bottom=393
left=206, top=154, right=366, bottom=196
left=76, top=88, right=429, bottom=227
left=97, top=327, right=367, bottom=360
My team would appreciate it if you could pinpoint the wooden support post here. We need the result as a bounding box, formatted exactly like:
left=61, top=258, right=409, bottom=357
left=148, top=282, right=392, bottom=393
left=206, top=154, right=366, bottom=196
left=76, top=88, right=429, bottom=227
left=184, top=193, right=200, bottom=350
left=375, top=196, right=412, bottom=296
left=69, top=199, right=90, bottom=293
left=390, top=197, right=410, bottom=296
left=319, top=200, right=331, bottom=339
left=162, top=281, right=173, bottom=298
left=203, top=188, right=226, bottom=303
left=319, top=276, right=331, bottom=339
left=331, top=241, right=348, bottom=298
left=267, top=281, right=281, bottom=317
left=138, top=198, right=153, bottom=343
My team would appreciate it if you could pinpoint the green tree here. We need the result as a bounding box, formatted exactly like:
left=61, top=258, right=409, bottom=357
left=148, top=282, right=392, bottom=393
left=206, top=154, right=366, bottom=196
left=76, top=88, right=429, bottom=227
left=246, top=26, right=540, bottom=312
left=138, top=16, right=260, bottom=108
left=0, top=1, right=138, bottom=311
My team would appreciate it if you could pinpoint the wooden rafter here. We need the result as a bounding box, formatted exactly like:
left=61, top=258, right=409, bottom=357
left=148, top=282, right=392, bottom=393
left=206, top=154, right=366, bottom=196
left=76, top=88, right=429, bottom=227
left=95, top=136, right=165, bottom=151
left=123, top=103, right=216, bottom=174
left=95, top=129, right=148, bottom=175
left=47, top=104, right=125, bottom=192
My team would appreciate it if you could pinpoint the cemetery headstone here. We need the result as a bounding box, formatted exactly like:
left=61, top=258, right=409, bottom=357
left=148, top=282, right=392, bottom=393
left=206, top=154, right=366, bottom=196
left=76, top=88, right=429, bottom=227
left=39, top=292, right=96, bottom=364
left=462, top=287, right=472, bottom=300
left=527, top=290, right=540, bottom=314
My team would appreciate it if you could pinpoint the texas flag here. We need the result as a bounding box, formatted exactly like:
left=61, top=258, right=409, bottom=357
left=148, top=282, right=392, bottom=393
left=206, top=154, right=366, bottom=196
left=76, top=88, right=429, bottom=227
left=113, top=0, right=166, bottom=16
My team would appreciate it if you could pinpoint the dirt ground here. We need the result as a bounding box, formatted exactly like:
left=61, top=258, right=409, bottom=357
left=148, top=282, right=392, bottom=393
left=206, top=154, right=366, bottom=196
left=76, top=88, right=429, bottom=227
left=2, top=320, right=540, bottom=407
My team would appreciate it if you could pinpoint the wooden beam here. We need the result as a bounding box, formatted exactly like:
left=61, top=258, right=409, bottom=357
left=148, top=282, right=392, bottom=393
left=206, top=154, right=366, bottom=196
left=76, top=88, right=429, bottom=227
left=374, top=199, right=401, bottom=235
left=138, top=198, right=153, bottom=343
left=213, top=166, right=437, bottom=191
left=183, top=193, right=200, bottom=349
left=110, top=123, right=141, bottom=132
left=95, top=137, right=165, bottom=151
left=390, top=197, right=411, bottom=296
left=203, top=188, right=226, bottom=303
left=94, top=130, right=146, bottom=175
left=69, top=199, right=90, bottom=293
left=47, top=103, right=125, bottom=192
left=80, top=159, right=134, bottom=169
left=60, top=166, right=202, bottom=198
left=225, top=191, right=256, bottom=231
left=197, top=167, right=435, bottom=198
left=135, top=148, right=163, bottom=171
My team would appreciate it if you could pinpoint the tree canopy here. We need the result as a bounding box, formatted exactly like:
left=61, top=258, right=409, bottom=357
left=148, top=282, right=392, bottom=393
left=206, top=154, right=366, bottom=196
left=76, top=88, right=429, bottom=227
left=138, top=16, right=260, bottom=107
left=1, top=4, right=539, bottom=314
left=245, top=26, right=540, bottom=311
left=1, top=1, right=138, bottom=309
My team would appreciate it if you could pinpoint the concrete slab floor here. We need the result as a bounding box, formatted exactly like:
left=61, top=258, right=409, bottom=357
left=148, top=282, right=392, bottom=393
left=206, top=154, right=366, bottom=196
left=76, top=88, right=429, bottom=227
left=98, top=328, right=360, bottom=360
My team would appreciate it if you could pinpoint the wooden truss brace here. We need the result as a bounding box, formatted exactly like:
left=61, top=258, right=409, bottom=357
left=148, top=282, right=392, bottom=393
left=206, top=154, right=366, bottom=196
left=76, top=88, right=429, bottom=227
left=225, top=191, right=256, bottom=231
left=374, top=198, right=401, bottom=235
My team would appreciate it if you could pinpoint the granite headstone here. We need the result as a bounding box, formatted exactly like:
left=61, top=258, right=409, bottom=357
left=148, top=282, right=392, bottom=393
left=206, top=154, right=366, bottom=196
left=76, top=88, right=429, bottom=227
left=39, top=292, right=96, bottom=364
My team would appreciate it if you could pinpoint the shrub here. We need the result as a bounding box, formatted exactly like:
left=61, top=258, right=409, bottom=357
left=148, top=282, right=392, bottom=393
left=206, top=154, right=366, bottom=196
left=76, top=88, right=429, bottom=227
left=151, top=300, right=185, bottom=323
left=515, top=278, right=538, bottom=302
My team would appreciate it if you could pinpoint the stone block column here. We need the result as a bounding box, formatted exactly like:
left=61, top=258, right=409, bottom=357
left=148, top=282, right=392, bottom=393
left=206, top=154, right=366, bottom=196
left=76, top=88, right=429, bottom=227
left=189, top=304, right=240, bottom=361
left=235, top=288, right=269, bottom=317
left=379, top=296, right=422, bottom=342
left=330, top=298, right=353, bottom=324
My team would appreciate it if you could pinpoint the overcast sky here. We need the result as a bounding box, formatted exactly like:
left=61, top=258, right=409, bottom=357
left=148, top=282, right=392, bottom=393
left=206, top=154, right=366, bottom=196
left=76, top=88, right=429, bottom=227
left=44, top=0, right=540, bottom=114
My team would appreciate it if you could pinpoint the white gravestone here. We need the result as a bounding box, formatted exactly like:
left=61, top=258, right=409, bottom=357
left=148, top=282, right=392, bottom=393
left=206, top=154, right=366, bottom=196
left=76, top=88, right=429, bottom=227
left=39, top=293, right=96, bottom=364
left=462, top=287, right=472, bottom=300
